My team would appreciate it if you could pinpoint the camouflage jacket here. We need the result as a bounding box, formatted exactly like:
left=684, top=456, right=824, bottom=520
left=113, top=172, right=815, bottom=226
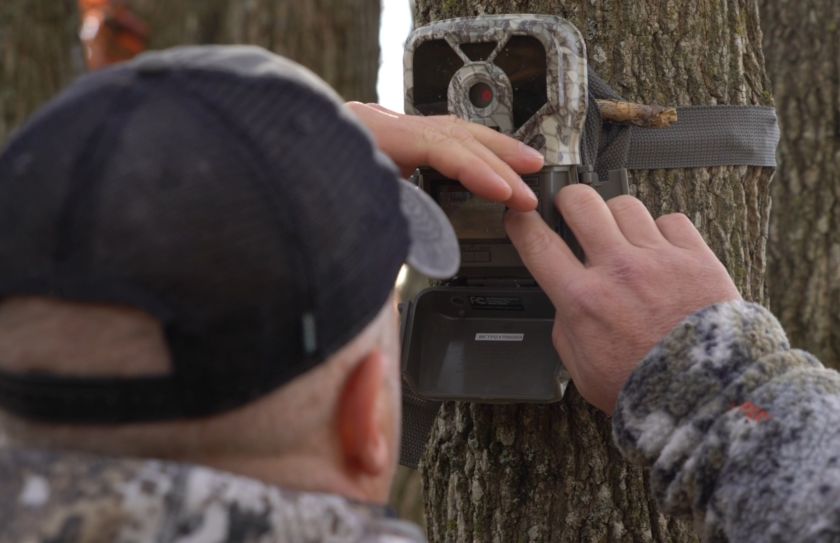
left=613, top=300, right=840, bottom=542
left=0, top=448, right=425, bottom=543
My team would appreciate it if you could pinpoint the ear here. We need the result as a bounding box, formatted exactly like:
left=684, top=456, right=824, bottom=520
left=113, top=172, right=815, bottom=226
left=336, top=349, right=390, bottom=477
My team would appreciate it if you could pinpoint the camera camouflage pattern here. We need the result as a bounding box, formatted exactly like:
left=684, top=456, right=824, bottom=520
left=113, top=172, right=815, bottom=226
left=404, top=14, right=588, bottom=166
left=447, top=61, right=515, bottom=133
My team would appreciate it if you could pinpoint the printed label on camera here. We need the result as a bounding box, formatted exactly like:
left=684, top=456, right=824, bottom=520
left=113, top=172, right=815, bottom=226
left=475, top=333, right=525, bottom=342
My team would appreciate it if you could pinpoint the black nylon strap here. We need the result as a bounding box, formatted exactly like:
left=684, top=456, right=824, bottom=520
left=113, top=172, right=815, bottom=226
left=399, top=379, right=441, bottom=469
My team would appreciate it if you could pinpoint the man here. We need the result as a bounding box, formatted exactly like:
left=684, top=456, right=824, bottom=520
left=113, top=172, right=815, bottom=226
left=0, top=46, right=837, bottom=542
left=0, top=45, right=539, bottom=542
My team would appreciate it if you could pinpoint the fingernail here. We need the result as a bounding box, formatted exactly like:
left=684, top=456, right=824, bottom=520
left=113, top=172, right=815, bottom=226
left=492, top=173, right=514, bottom=198
left=524, top=182, right=538, bottom=204
left=521, top=143, right=544, bottom=162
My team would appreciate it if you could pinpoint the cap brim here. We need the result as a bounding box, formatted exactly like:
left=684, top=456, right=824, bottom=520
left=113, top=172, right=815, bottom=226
left=398, top=178, right=460, bottom=279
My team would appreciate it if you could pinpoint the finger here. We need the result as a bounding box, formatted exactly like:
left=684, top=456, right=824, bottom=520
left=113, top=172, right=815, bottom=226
left=423, top=117, right=539, bottom=211
left=423, top=135, right=517, bottom=203
left=556, top=184, right=627, bottom=263
left=454, top=129, right=539, bottom=211
left=504, top=210, right=584, bottom=305
left=349, top=105, right=516, bottom=202
left=348, top=104, right=543, bottom=210
left=459, top=120, right=545, bottom=174
left=655, top=213, right=709, bottom=250
left=606, top=195, right=666, bottom=248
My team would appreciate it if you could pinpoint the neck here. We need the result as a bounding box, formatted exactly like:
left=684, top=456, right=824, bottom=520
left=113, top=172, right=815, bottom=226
left=189, top=451, right=390, bottom=505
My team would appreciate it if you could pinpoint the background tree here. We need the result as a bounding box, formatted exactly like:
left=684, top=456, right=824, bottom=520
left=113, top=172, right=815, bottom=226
left=0, top=0, right=84, bottom=144
left=131, top=0, right=381, bottom=102
left=415, top=1, right=773, bottom=541
left=760, top=0, right=840, bottom=369
left=0, top=0, right=380, bottom=145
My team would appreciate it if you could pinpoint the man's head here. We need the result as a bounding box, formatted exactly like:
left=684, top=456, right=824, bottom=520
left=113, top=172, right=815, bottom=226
left=0, top=46, right=459, bottom=503
left=0, top=294, right=402, bottom=501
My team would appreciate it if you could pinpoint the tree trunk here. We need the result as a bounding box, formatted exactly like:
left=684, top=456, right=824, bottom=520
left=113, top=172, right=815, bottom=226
left=415, top=2, right=773, bottom=541
left=132, top=0, right=381, bottom=102
left=760, top=0, right=840, bottom=369
left=0, top=0, right=83, bottom=144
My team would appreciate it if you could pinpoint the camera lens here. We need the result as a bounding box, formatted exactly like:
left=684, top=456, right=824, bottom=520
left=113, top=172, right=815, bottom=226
left=469, top=82, right=494, bottom=108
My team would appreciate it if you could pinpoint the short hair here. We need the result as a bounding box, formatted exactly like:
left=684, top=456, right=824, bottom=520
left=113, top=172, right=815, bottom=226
left=0, top=295, right=397, bottom=460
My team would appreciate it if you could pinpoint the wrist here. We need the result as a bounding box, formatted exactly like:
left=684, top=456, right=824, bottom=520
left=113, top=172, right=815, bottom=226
left=611, top=300, right=789, bottom=463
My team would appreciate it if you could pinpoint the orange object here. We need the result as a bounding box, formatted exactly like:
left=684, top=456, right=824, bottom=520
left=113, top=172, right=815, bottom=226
left=79, top=0, right=149, bottom=70
left=737, top=401, right=772, bottom=423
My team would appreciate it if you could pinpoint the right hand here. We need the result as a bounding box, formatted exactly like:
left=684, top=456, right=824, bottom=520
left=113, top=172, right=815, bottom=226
left=505, top=185, right=741, bottom=414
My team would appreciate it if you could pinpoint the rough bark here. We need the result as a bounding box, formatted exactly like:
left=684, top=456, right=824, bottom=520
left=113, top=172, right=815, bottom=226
left=415, top=1, right=773, bottom=541
left=0, top=0, right=84, bottom=144
left=760, top=0, right=840, bottom=368
left=132, top=0, right=381, bottom=101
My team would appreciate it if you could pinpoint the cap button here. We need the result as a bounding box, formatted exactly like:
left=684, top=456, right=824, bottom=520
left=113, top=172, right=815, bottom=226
left=135, top=57, right=172, bottom=76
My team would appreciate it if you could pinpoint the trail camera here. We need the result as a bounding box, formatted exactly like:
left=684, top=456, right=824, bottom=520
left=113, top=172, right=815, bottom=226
left=400, top=15, right=627, bottom=403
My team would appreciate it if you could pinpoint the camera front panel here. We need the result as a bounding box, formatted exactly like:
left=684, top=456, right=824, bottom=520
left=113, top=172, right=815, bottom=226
left=417, top=166, right=578, bottom=279
left=405, top=14, right=588, bottom=166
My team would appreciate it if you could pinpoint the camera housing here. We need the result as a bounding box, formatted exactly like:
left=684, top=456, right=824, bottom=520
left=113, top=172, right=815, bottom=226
left=401, top=15, right=625, bottom=403
left=417, top=165, right=577, bottom=278
left=404, top=15, right=588, bottom=165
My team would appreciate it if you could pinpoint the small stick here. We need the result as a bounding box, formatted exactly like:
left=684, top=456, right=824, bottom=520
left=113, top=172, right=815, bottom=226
left=595, top=99, right=678, bottom=128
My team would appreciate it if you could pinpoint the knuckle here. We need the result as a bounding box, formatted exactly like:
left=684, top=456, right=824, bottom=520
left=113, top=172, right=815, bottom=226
left=561, top=184, right=602, bottom=215
left=607, top=195, right=646, bottom=216
left=564, top=278, right=589, bottom=305
left=516, top=224, right=556, bottom=257
left=445, top=114, right=466, bottom=126
left=656, top=212, right=691, bottom=228
left=421, top=122, right=449, bottom=146
left=606, top=251, right=647, bottom=286
left=564, top=276, right=605, bottom=316
left=445, top=123, right=475, bottom=143
left=421, top=116, right=474, bottom=147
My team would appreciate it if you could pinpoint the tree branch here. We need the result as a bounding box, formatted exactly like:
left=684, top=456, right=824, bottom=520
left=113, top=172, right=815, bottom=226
left=595, top=99, right=678, bottom=128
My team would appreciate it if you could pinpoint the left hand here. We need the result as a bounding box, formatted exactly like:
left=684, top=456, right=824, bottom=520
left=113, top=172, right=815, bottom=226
left=346, top=102, right=543, bottom=212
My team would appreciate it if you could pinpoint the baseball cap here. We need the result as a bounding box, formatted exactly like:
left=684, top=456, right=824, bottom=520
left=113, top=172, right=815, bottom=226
left=0, top=45, right=459, bottom=423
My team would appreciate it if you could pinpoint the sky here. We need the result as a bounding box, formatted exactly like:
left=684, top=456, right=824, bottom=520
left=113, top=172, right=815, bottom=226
left=376, top=0, right=413, bottom=113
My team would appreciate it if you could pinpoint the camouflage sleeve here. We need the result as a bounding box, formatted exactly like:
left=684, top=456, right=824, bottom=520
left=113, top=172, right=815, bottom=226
left=612, top=300, right=840, bottom=542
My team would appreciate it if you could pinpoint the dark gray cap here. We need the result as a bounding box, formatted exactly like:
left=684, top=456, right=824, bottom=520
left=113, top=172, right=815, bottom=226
left=0, top=45, right=458, bottom=423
